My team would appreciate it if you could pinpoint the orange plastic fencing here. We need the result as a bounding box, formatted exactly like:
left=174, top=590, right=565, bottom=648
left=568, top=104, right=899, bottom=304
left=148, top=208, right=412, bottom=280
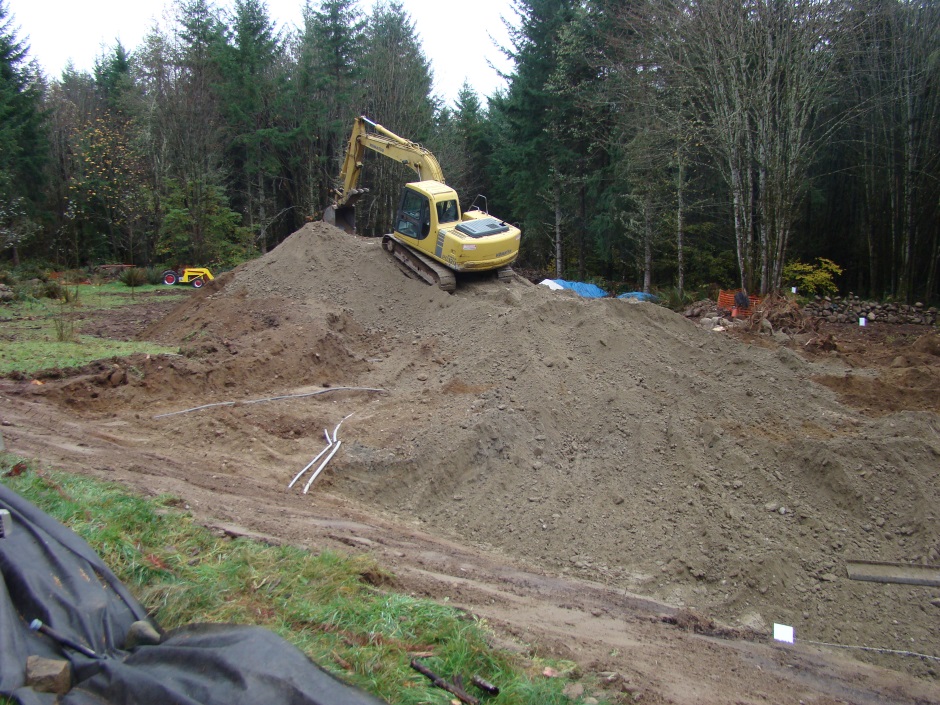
left=718, top=289, right=762, bottom=316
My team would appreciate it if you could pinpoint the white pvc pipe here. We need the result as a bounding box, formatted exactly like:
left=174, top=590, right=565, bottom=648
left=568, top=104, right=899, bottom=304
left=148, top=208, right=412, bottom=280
left=288, top=439, right=333, bottom=488
left=303, top=440, right=342, bottom=494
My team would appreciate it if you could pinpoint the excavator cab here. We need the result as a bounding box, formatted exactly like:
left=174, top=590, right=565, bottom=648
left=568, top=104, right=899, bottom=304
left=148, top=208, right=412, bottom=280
left=395, top=188, right=432, bottom=239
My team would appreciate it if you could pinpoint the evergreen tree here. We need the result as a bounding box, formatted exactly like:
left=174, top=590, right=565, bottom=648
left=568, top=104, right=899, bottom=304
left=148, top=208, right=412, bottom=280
left=291, top=0, right=365, bottom=219
left=159, top=0, right=239, bottom=263
left=490, top=0, right=579, bottom=274
left=0, top=0, right=46, bottom=264
left=220, top=0, right=286, bottom=252
left=451, top=83, right=490, bottom=203
left=358, top=1, right=436, bottom=236
left=93, top=41, right=132, bottom=111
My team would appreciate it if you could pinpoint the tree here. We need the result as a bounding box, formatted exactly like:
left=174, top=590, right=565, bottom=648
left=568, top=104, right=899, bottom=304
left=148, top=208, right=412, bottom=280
left=219, top=0, right=286, bottom=252
left=647, top=0, right=849, bottom=295
left=357, top=1, right=436, bottom=236
left=0, top=0, right=46, bottom=264
left=65, top=115, right=150, bottom=264
left=293, top=0, right=366, bottom=216
left=490, top=0, right=581, bottom=275
left=135, top=0, right=236, bottom=263
left=93, top=41, right=132, bottom=111
left=845, top=0, right=940, bottom=301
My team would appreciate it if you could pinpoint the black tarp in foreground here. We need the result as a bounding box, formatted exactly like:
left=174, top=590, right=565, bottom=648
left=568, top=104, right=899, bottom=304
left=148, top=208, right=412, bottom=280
left=0, top=482, right=389, bottom=705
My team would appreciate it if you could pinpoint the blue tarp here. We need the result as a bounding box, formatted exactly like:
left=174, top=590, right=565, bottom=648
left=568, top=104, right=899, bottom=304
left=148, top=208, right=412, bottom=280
left=548, top=279, right=609, bottom=298
left=617, top=291, right=658, bottom=302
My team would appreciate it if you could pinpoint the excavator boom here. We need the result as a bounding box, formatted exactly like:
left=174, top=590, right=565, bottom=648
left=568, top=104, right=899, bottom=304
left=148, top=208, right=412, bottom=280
left=325, top=117, right=445, bottom=232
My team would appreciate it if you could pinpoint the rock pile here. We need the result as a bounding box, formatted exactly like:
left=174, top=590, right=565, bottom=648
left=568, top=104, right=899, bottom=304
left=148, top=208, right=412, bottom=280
left=804, top=295, right=937, bottom=325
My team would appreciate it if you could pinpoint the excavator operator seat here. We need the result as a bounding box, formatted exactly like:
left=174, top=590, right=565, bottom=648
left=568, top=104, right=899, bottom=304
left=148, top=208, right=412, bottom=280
left=437, top=199, right=459, bottom=224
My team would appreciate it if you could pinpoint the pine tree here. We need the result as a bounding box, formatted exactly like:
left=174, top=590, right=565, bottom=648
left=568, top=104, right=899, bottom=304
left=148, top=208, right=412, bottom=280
left=220, top=0, right=285, bottom=252
left=490, top=0, right=574, bottom=273
left=0, top=0, right=46, bottom=264
left=291, top=0, right=366, bottom=217
left=358, top=1, right=436, bottom=236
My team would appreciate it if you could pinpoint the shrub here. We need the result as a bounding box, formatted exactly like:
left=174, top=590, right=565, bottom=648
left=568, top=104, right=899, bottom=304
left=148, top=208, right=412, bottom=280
left=658, top=286, right=696, bottom=311
left=782, top=258, right=843, bottom=297
left=119, top=267, right=149, bottom=288
left=60, top=285, right=80, bottom=305
left=62, top=269, right=89, bottom=284
left=145, top=267, right=166, bottom=285
left=38, top=280, right=65, bottom=300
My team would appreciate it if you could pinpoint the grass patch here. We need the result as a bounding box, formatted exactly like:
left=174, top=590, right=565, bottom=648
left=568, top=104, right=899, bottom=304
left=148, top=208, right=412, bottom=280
left=1, top=460, right=601, bottom=704
left=0, top=337, right=179, bottom=376
left=0, top=283, right=184, bottom=376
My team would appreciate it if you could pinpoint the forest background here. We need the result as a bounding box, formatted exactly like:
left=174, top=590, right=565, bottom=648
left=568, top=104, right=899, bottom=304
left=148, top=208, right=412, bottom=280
left=1, top=0, right=938, bottom=302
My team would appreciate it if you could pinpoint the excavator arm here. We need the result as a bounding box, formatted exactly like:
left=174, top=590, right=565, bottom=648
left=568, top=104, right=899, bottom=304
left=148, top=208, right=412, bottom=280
left=327, top=117, right=445, bottom=233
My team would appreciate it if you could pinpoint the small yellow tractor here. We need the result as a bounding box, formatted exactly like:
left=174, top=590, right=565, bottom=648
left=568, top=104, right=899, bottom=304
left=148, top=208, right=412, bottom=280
left=161, top=267, right=214, bottom=288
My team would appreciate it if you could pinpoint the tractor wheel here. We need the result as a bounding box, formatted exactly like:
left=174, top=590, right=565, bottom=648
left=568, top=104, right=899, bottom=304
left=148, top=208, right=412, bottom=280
left=162, top=270, right=178, bottom=286
left=192, top=276, right=205, bottom=288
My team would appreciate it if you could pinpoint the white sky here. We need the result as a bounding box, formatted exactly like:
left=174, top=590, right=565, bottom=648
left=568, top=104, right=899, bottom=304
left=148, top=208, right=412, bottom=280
left=6, top=0, right=517, bottom=106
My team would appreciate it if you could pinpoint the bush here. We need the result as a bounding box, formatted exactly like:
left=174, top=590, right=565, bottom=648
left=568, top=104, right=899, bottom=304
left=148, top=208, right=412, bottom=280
left=119, top=267, right=149, bottom=288
left=782, top=258, right=842, bottom=297
left=658, top=286, right=696, bottom=311
left=37, top=280, right=65, bottom=300
left=145, top=267, right=166, bottom=285
left=62, top=269, right=89, bottom=284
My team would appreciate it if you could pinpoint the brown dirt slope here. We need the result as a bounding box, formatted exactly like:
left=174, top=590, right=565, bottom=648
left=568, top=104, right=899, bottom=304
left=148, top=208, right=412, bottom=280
left=3, top=221, right=939, bottom=702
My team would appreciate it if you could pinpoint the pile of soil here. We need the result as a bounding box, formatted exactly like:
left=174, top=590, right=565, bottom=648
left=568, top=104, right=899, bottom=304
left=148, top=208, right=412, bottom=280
left=4, top=221, right=939, bottom=699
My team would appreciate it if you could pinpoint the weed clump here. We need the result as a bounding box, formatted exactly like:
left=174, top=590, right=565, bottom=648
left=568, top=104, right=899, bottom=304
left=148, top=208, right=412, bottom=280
left=119, top=268, right=149, bottom=288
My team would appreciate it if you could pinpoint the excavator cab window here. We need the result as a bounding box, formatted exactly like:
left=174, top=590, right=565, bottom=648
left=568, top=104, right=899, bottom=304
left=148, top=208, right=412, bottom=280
left=436, top=199, right=459, bottom=224
left=396, top=188, right=431, bottom=240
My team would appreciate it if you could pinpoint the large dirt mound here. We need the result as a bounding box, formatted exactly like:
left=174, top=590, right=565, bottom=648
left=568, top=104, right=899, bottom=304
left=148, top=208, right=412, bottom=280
left=22, top=222, right=940, bottom=678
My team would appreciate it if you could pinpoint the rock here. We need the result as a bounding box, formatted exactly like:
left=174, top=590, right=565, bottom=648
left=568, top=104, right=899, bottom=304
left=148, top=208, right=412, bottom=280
left=765, top=502, right=779, bottom=512
left=125, top=620, right=162, bottom=648
left=563, top=683, right=585, bottom=699
left=26, top=656, right=71, bottom=694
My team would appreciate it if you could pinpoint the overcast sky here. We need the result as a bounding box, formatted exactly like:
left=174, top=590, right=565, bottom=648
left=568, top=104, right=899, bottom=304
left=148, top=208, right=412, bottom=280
left=6, top=0, right=518, bottom=106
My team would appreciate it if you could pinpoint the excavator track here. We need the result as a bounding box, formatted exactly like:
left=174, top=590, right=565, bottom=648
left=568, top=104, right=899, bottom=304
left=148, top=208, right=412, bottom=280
left=496, top=266, right=514, bottom=283
left=383, top=234, right=457, bottom=292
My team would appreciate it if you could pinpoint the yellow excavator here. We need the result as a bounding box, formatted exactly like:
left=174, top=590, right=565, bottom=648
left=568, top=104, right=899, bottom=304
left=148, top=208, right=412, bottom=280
left=324, top=116, right=520, bottom=291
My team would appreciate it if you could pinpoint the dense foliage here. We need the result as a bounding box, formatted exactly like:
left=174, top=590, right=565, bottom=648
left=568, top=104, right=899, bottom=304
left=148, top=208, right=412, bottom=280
left=1, top=0, right=938, bottom=301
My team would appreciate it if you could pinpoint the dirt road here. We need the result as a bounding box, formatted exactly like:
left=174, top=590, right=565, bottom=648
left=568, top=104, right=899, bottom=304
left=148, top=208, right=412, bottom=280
left=2, top=222, right=939, bottom=703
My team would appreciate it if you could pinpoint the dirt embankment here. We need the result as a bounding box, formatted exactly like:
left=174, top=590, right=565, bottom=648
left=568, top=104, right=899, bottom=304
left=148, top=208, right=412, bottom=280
left=3, top=221, right=939, bottom=703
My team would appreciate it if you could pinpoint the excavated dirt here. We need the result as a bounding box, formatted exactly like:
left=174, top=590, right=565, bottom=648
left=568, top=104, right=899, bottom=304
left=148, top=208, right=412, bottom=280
left=3, top=221, right=940, bottom=704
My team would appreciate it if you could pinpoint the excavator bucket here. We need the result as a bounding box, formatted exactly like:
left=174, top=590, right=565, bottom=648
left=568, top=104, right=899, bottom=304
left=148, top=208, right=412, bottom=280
left=323, top=188, right=369, bottom=235
left=324, top=205, right=357, bottom=234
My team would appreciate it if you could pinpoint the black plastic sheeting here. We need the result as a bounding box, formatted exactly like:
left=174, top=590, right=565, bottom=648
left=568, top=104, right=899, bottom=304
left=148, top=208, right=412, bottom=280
left=0, top=483, right=389, bottom=705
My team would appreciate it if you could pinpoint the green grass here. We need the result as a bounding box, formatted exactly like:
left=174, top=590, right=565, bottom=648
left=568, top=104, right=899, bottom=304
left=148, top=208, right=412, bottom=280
left=0, top=283, right=183, bottom=375
left=1, top=459, right=603, bottom=704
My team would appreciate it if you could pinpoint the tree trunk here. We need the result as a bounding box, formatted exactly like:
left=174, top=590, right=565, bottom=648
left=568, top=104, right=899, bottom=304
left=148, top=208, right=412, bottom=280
left=676, top=142, right=685, bottom=297
left=554, top=182, right=563, bottom=279
left=643, top=195, right=652, bottom=293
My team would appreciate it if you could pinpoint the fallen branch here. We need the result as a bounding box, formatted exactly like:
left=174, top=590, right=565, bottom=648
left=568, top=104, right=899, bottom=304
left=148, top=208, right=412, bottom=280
left=471, top=675, right=500, bottom=696
left=410, top=659, right=479, bottom=705
left=153, top=387, right=386, bottom=419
